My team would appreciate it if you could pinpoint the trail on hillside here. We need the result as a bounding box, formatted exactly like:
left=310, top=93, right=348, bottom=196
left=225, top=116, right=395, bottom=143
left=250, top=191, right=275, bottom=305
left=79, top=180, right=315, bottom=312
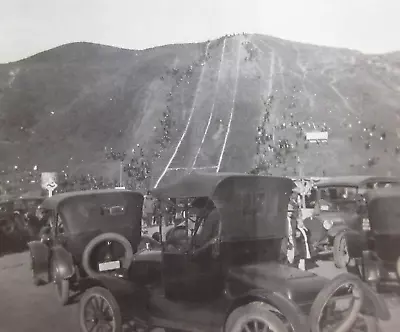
left=192, top=37, right=243, bottom=172
left=216, top=37, right=242, bottom=172
left=154, top=40, right=227, bottom=187
left=192, top=38, right=227, bottom=168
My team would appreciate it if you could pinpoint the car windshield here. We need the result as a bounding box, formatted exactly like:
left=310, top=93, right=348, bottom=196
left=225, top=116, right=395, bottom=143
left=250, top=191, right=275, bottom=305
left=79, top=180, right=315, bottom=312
left=317, top=186, right=359, bottom=212
left=191, top=207, right=220, bottom=247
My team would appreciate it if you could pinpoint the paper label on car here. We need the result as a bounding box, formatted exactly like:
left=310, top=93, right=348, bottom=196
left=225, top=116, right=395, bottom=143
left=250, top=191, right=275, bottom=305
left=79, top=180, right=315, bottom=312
left=98, top=260, right=121, bottom=272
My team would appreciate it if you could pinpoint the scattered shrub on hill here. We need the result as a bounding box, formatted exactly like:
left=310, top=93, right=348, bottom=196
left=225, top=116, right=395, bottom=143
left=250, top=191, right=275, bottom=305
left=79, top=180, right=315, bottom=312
left=242, top=41, right=259, bottom=62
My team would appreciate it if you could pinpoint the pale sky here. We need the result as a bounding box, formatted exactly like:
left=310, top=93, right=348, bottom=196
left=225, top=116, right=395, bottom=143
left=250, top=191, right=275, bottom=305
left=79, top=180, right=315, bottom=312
left=0, top=0, right=398, bottom=63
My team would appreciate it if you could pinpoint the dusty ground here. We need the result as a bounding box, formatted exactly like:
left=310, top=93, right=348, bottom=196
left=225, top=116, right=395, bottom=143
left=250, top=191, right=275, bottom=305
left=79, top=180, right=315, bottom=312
left=0, top=251, right=399, bottom=332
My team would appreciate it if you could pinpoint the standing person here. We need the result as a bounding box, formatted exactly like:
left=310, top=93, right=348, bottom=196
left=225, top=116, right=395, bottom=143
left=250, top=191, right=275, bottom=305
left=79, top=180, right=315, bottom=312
left=296, top=216, right=312, bottom=270
left=286, top=199, right=297, bottom=265
left=288, top=192, right=311, bottom=270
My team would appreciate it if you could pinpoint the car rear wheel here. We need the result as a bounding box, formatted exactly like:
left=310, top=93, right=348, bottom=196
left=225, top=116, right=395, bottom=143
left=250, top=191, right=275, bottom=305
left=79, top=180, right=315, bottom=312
left=79, top=286, right=122, bottom=332
left=225, top=302, right=289, bottom=332
left=333, top=232, right=350, bottom=268
left=55, top=278, right=70, bottom=306
left=30, top=253, right=43, bottom=286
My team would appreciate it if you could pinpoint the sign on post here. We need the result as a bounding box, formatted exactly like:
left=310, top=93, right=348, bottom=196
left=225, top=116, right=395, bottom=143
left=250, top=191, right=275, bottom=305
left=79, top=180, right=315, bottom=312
left=41, top=172, right=58, bottom=197
left=306, top=131, right=328, bottom=143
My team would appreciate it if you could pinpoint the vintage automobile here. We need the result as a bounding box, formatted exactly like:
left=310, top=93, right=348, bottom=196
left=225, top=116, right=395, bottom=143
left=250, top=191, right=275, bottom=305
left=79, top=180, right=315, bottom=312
left=346, top=186, right=400, bottom=292
left=28, top=189, right=144, bottom=305
left=302, top=175, right=400, bottom=268
left=0, top=198, right=16, bottom=236
left=13, top=194, right=45, bottom=238
left=0, top=198, right=20, bottom=254
left=76, top=172, right=389, bottom=332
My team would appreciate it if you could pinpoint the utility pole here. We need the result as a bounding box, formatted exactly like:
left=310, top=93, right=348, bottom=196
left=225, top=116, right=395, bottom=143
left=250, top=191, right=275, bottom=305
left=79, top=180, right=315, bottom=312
left=119, top=162, right=123, bottom=187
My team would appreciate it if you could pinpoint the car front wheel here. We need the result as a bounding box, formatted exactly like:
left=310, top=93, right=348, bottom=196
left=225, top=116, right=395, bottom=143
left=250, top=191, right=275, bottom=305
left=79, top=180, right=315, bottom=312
left=51, top=261, right=70, bottom=306
left=79, top=287, right=122, bottom=332
left=55, top=278, right=70, bottom=306
left=30, top=254, right=43, bottom=286
left=309, top=273, right=378, bottom=332
left=225, top=302, right=289, bottom=332
left=333, top=231, right=350, bottom=268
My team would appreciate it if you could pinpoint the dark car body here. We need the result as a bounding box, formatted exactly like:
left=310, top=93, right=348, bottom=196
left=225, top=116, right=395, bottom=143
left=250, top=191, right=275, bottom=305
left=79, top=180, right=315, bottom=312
left=14, top=196, right=44, bottom=215
left=13, top=195, right=45, bottom=238
left=0, top=199, right=19, bottom=252
left=346, top=187, right=400, bottom=287
left=303, top=176, right=400, bottom=257
left=78, top=172, right=389, bottom=332
left=28, top=189, right=144, bottom=300
left=0, top=199, right=15, bottom=233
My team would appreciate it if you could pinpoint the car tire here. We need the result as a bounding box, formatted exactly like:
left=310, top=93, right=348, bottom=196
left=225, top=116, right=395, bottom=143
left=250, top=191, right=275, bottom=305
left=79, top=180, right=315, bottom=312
left=33, top=275, right=42, bottom=286
left=333, top=231, right=350, bottom=268
left=309, top=273, right=365, bottom=332
left=55, top=278, right=70, bottom=306
left=360, top=314, right=379, bottom=332
left=79, top=286, right=122, bottom=332
left=225, top=301, right=288, bottom=332
left=30, top=253, right=43, bottom=286
left=81, top=232, right=134, bottom=278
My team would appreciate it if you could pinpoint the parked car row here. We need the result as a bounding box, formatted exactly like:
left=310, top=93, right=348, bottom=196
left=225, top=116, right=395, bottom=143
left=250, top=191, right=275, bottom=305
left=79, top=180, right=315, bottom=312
left=0, top=193, right=46, bottom=253
left=27, top=172, right=393, bottom=332
left=291, top=175, right=400, bottom=269
left=346, top=186, right=400, bottom=293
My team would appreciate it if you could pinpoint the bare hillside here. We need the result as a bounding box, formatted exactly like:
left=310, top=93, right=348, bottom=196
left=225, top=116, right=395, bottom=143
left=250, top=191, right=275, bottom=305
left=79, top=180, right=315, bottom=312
left=1, top=34, right=400, bottom=190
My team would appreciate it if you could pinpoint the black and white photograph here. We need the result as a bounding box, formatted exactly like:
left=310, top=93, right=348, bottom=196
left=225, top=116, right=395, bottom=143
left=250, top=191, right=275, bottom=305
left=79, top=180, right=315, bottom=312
left=1, top=1, right=400, bottom=331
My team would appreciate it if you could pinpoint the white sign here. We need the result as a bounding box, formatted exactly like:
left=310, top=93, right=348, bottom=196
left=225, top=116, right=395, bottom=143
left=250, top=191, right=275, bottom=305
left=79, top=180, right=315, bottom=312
left=98, top=260, right=120, bottom=272
left=306, top=131, right=328, bottom=142
left=41, top=172, right=58, bottom=197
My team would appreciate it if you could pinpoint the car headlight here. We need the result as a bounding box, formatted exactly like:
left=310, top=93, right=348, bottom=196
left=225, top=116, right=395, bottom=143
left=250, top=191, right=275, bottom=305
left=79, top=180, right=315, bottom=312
left=323, top=220, right=333, bottom=230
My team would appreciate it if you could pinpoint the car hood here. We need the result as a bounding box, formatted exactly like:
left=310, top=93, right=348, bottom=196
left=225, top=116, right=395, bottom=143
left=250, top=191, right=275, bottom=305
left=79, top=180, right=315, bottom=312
left=227, top=262, right=328, bottom=305
left=132, top=248, right=162, bottom=263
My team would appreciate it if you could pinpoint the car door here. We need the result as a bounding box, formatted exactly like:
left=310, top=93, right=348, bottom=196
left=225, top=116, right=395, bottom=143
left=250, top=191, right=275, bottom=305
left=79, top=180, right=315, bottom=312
left=162, top=241, right=223, bottom=300
left=162, top=214, right=223, bottom=300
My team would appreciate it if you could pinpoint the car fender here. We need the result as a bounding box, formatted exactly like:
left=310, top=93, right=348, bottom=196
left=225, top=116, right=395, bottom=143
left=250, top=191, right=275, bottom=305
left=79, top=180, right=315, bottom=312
left=327, top=225, right=349, bottom=238
left=225, top=289, right=308, bottom=332
left=345, top=230, right=367, bottom=258
left=80, top=275, right=140, bottom=301
left=51, top=245, right=75, bottom=280
left=28, top=240, right=50, bottom=280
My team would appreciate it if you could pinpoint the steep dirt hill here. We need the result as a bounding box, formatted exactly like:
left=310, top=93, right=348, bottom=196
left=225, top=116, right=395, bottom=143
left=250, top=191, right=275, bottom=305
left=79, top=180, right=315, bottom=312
left=1, top=34, right=400, bottom=189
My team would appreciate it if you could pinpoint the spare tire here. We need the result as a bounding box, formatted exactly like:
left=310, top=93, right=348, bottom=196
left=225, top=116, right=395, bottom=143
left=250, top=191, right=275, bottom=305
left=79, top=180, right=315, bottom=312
left=81, top=232, right=134, bottom=278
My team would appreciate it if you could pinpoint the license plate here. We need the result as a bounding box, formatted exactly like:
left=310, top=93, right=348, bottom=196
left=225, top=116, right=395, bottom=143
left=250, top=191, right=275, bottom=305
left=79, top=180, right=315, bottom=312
left=98, top=260, right=121, bottom=272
